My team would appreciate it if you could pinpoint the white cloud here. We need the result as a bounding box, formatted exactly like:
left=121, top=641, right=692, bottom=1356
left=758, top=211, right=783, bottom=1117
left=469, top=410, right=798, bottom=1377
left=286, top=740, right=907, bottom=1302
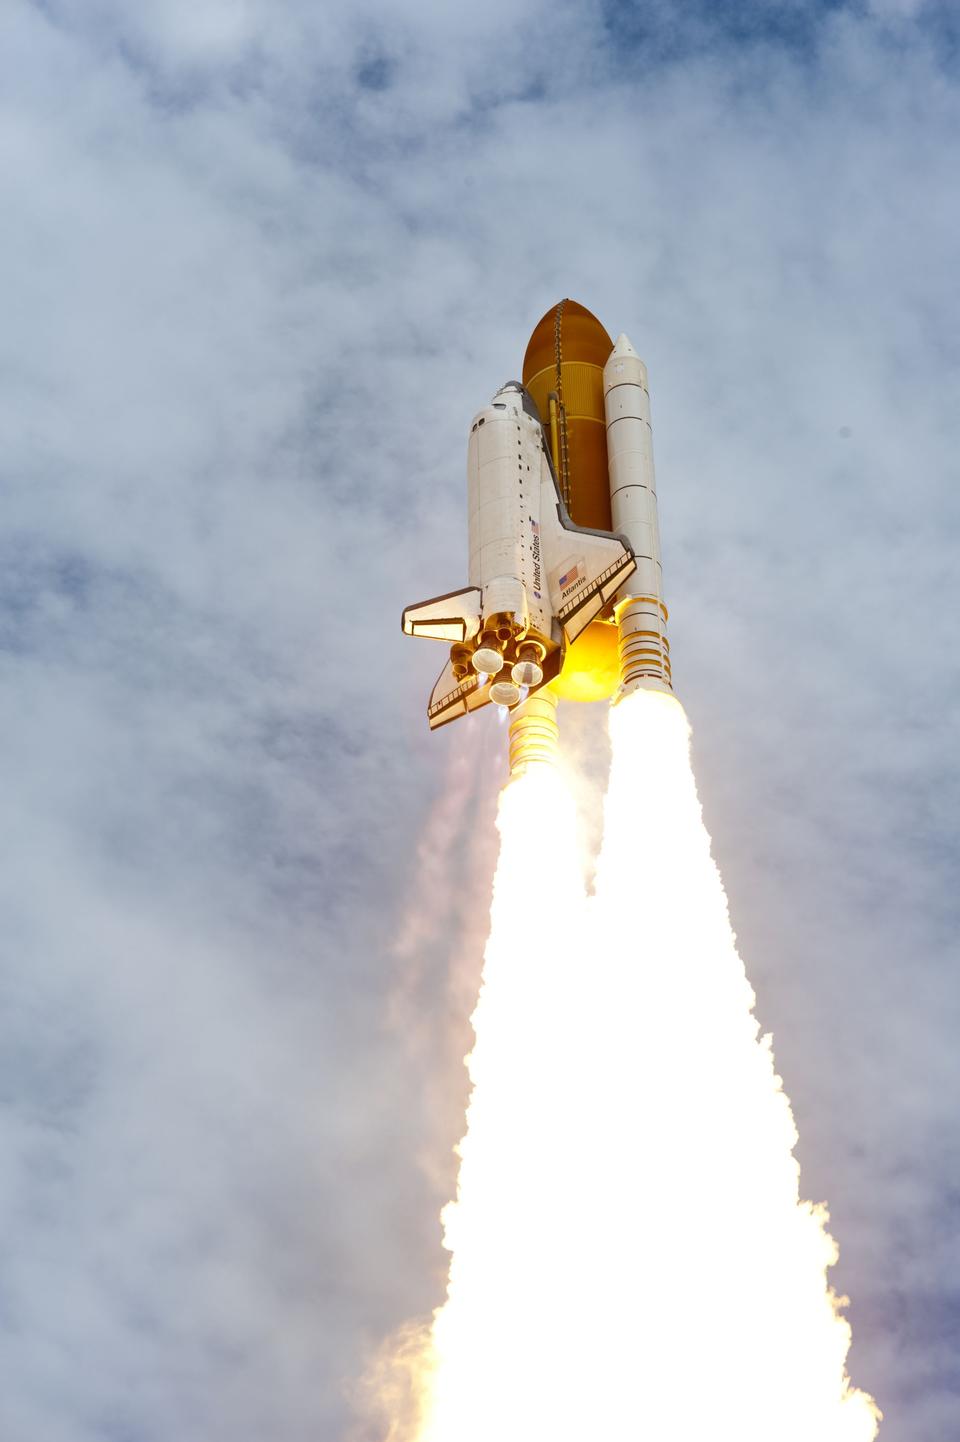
left=0, top=1, right=957, bottom=1437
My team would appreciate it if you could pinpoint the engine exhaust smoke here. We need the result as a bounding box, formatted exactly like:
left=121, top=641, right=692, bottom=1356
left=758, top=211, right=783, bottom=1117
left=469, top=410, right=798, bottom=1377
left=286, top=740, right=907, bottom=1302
left=402, top=690, right=879, bottom=1442
left=580, top=688, right=880, bottom=1438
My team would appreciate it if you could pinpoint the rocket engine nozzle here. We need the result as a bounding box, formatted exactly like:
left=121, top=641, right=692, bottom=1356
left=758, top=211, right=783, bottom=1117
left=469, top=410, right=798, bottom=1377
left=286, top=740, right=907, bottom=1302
left=510, top=642, right=544, bottom=689
left=490, top=680, right=522, bottom=707
left=615, top=596, right=672, bottom=698
left=472, top=646, right=505, bottom=677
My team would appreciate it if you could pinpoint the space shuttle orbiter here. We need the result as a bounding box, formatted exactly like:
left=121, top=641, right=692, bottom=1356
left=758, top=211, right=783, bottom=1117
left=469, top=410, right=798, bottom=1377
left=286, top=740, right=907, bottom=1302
left=403, top=377, right=637, bottom=727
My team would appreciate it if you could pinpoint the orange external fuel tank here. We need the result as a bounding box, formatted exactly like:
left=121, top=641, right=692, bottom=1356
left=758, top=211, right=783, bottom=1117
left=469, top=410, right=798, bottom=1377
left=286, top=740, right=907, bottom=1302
left=522, top=300, right=621, bottom=702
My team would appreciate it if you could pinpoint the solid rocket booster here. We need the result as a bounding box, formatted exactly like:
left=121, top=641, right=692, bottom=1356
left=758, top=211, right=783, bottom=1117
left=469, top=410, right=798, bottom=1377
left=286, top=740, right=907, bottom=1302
left=604, top=335, right=671, bottom=695
left=402, top=300, right=672, bottom=750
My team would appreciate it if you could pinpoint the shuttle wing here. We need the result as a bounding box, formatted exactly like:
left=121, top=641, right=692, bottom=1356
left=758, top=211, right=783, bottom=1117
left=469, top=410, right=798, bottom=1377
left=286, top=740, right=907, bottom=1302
left=538, top=458, right=636, bottom=645
left=427, top=658, right=489, bottom=729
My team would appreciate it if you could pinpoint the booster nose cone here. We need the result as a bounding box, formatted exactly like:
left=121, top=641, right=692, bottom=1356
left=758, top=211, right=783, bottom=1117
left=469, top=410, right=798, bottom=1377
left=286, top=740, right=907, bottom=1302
left=611, top=332, right=639, bottom=358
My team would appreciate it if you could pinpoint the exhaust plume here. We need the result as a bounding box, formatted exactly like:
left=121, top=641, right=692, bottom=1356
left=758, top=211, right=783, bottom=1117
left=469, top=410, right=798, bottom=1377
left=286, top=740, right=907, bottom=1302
left=582, top=689, right=879, bottom=1438
left=407, top=691, right=879, bottom=1441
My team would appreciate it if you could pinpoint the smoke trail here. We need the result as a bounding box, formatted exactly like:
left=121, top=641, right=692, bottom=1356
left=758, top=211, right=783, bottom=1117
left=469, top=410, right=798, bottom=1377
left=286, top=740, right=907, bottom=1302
left=415, top=761, right=591, bottom=1442
left=582, top=688, right=879, bottom=1438
left=406, top=691, right=879, bottom=1441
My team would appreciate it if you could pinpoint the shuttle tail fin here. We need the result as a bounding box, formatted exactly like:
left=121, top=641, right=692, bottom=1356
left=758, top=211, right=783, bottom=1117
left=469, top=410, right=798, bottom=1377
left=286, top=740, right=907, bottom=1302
left=402, top=587, right=482, bottom=643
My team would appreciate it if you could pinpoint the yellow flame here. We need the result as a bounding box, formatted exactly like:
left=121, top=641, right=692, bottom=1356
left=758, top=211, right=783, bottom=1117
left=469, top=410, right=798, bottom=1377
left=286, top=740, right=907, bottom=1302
left=412, top=692, right=880, bottom=1441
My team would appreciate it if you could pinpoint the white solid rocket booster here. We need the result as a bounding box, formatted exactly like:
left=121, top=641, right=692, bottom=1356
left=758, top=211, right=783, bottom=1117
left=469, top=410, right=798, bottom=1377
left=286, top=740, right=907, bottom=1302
left=603, top=334, right=672, bottom=696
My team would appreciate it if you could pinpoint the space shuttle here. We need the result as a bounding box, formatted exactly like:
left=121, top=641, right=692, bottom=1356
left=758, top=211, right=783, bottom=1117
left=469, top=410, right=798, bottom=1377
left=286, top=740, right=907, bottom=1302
left=403, top=300, right=672, bottom=764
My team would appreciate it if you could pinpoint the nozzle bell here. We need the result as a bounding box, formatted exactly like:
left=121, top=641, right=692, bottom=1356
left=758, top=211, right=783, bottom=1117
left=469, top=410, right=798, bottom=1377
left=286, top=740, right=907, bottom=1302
left=510, top=642, right=544, bottom=689
left=472, top=647, right=504, bottom=677
left=511, top=658, right=543, bottom=687
left=490, top=679, right=521, bottom=707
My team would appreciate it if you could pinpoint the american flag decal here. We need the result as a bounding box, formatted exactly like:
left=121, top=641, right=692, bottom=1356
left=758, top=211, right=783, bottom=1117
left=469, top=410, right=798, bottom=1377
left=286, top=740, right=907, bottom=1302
left=558, top=562, right=581, bottom=590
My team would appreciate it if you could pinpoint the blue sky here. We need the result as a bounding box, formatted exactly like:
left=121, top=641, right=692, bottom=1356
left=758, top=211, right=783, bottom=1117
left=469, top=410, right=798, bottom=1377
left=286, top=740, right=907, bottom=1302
left=1, top=1, right=958, bottom=1438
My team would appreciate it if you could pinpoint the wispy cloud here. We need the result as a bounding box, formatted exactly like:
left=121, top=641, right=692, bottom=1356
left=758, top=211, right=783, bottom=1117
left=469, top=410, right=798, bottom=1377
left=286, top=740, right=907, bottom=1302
left=0, top=1, right=957, bottom=1437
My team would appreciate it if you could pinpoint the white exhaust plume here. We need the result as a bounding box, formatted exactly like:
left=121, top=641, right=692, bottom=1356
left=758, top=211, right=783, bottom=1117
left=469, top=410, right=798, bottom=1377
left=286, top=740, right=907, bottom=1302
left=414, top=760, right=590, bottom=1441
left=582, top=689, right=879, bottom=1437
left=406, top=691, right=879, bottom=1442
